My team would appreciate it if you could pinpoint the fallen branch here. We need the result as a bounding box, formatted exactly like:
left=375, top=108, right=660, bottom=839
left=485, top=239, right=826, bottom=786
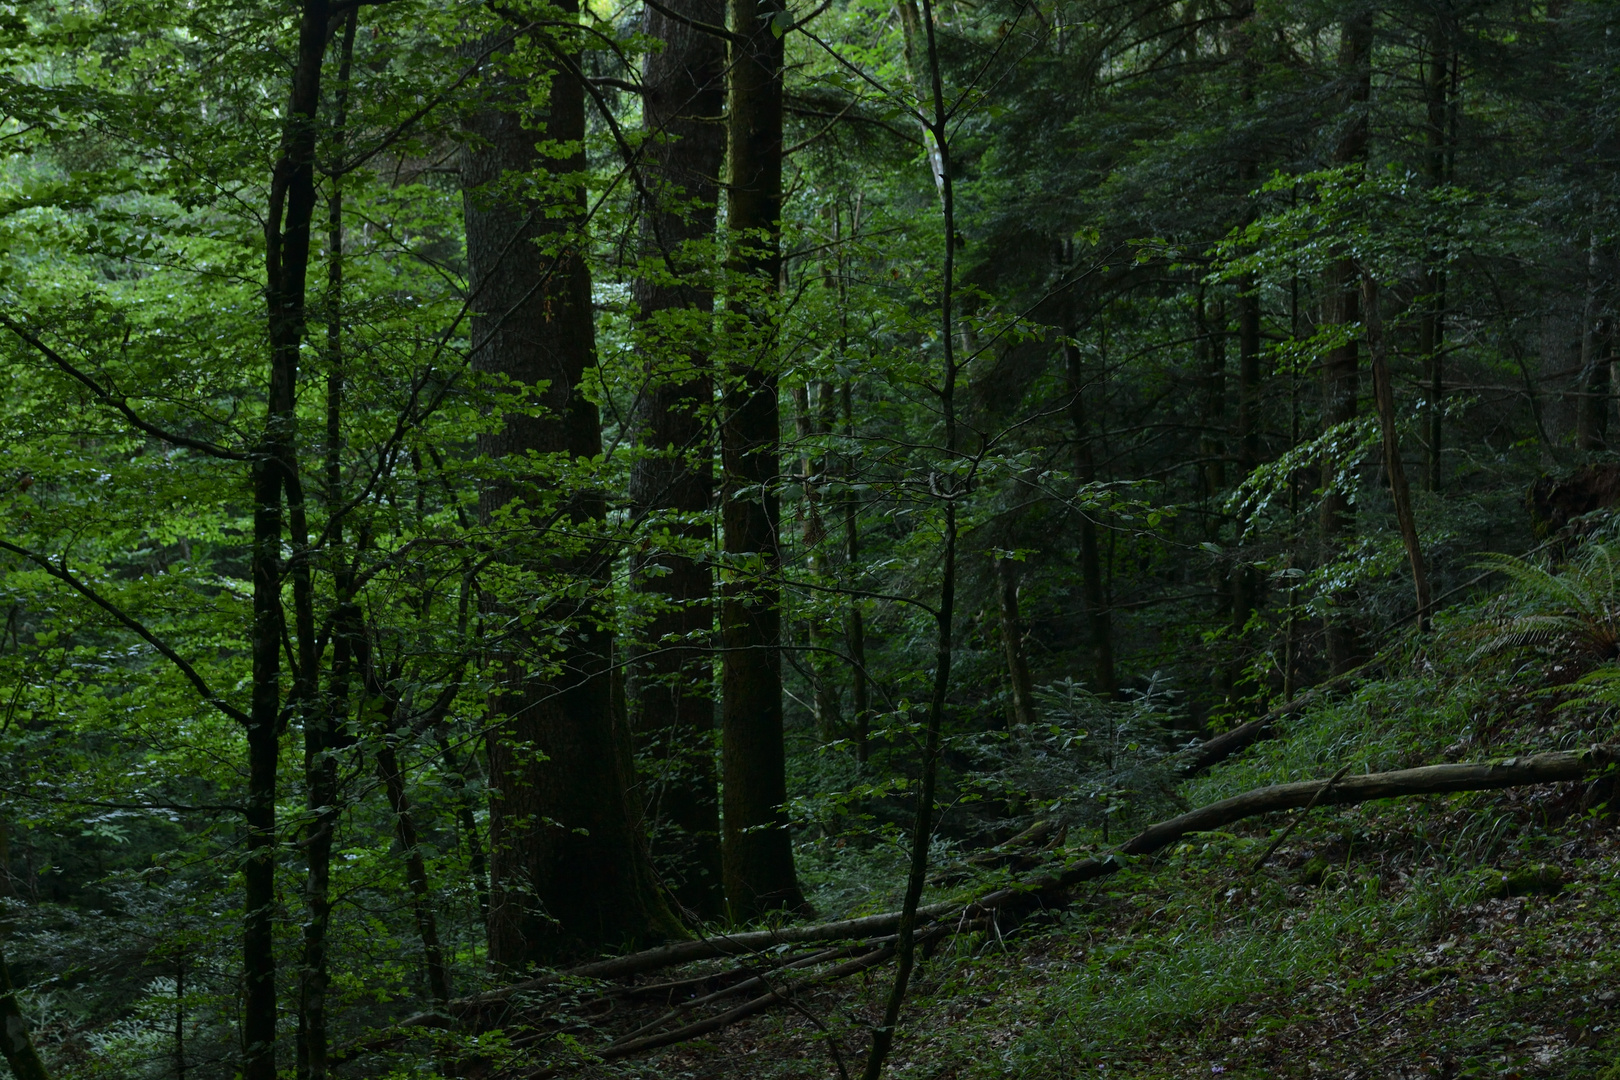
left=972, top=743, right=1620, bottom=913
left=519, top=938, right=919, bottom=1078
left=1179, top=660, right=1383, bottom=778
left=359, top=744, right=1618, bottom=1071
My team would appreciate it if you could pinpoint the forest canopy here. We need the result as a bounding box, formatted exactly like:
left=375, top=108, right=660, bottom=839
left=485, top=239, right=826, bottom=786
left=2, top=0, right=1620, bottom=1077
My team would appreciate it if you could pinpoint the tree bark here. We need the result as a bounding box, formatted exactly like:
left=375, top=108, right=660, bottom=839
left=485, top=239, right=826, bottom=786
left=995, top=557, right=1038, bottom=727
left=295, top=16, right=356, bottom=1080
left=1062, top=339, right=1116, bottom=698
left=1362, top=275, right=1431, bottom=630
left=628, top=0, right=728, bottom=924
left=251, top=2, right=330, bottom=1075
left=462, top=15, right=680, bottom=965
left=1319, top=12, right=1372, bottom=676
left=721, top=0, right=805, bottom=919
left=0, top=938, right=49, bottom=1080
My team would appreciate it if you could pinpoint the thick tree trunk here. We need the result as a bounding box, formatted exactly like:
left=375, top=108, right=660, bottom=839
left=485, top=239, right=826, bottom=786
left=721, top=0, right=805, bottom=919
left=628, top=0, right=727, bottom=924
left=0, top=938, right=49, bottom=1080
left=995, top=557, right=1038, bottom=727
left=1363, top=276, right=1431, bottom=630
left=1062, top=339, right=1116, bottom=698
left=462, top=17, right=679, bottom=965
left=1319, top=13, right=1371, bottom=676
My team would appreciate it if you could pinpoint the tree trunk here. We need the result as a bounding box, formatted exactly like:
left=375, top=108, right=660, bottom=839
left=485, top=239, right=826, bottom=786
left=295, top=16, right=356, bottom=1079
left=628, top=0, right=727, bottom=924
left=1420, top=21, right=1449, bottom=489
left=1362, top=275, right=1431, bottom=630
left=0, top=822, right=47, bottom=1080
left=1578, top=320, right=1613, bottom=451
left=1577, top=232, right=1610, bottom=452
left=437, top=733, right=492, bottom=930
left=1197, top=291, right=1226, bottom=501
left=1062, top=339, right=1116, bottom=698
left=250, top=2, right=330, bottom=1074
left=1319, top=12, right=1371, bottom=676
left=0, top=938, right=49, bottom=1080
left=1233, top=284, right=1261, bottom=634
left=375, top=738, right=451, bottom=1004
left=462, top=17, right=680, bottom=965
left=721, top=0, right=805, bottom=920
left=995, top=557, right=1037, bottom=727
left=842, top=380, right=871, bottom=763
left=862, top=4, right=957, bottom=1072
left=895, top=0, right=945, bottom=196
left=794, top=382, right=842, bottom=742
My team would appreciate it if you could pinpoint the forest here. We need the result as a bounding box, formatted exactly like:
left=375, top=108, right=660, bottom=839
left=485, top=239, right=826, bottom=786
left=3, top=0, right=1620, bottom=1076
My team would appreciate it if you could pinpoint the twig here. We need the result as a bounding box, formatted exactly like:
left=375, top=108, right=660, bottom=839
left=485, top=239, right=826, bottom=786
left=1247, top=763, right=1352, bottom=875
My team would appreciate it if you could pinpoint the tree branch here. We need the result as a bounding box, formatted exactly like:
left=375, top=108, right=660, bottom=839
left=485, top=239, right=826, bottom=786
left=0, top=539, right=251, bottom=726
left=0, top=313, right=250, bottom=461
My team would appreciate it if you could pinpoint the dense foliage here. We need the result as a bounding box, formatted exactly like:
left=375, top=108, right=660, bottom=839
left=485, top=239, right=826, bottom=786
left=1, top=0, right=1618, bottom=1076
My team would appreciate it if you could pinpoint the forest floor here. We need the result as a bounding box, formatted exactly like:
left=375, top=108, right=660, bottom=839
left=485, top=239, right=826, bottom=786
left=595, top=653, right=1620, bottom=1080
left=627, top=791, right=1620, bottom=1079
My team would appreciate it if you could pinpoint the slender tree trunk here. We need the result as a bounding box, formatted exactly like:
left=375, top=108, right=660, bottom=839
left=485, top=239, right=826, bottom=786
left=794, top=383, right=842, bottom=741
left=462, top=16, right=680, bottom=965
left=721, top=0, right=805, bottom=919
left=1319, top=12, right=1371, bottom=676
left=895, top=0, right=945, bottom=195
left=1197, top=291, right=1227, bottom=501
left=294, top=16, right=356, bottom=1080
left=1577, top=320, right=1611, bottom=452
left=1420, top=22, right=1450, bottom=489
left=374, top=738, right=451, bottom=1004
left=251, top=3, right=330, bottom=1074
left=1062, top=339, right=1116, bottom=698
left=862, top=4, right=956, bottom=1072
left=1578, top=231, right=1610, bottom=451
left=1233, top=279, right=1262, bottom=637
left=995, top=558, right=1037, bottom=727
left=841, top=381, right=871, bottom=763
left=1362, top=276, right=1431, bottom=629
left=628, top=0, right=727, bottom=924
left=437, top=733, right=492, bottom=929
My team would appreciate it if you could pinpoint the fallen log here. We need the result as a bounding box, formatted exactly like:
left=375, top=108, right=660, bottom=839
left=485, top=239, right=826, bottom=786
left=435, top=904, right=960, bottom=1018
left=1179, top=659, right=1382, bottom=778
left=973, top=743, right=1620, bottom=912
left=360, top=744, right=1619, bottom=1072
